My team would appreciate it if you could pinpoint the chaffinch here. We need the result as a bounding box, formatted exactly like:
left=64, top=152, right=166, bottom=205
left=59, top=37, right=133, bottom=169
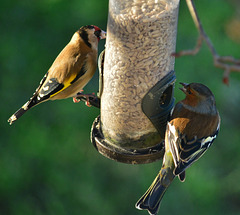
left=136, top=82, right=220, bottom=215
left=8, top=25, right=106, bottom=125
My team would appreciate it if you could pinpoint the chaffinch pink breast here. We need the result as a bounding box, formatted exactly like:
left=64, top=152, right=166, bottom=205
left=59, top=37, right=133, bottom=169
left=136, top=82, right=220, bottom=215
left=8, top=25, right=106, bottom=125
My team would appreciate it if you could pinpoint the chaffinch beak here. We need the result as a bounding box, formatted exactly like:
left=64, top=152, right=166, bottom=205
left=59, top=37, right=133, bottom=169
left=179, top=82, right=189, bottom=94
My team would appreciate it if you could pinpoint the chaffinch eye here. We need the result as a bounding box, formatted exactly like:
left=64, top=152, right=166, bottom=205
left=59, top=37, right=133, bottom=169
left=187, top=87, right=192, bottom=95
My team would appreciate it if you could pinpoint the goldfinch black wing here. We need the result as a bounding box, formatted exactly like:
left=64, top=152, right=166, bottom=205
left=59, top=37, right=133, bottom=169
left=7, top=72, right=49, bottom=124
left=7, top=60, right=87, bottom=125
left=35, top=57, right=88, bottom=101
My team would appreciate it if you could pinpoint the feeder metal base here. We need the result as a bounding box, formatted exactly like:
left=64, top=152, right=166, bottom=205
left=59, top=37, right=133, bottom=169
left=91, top=116, right=164, bottom=164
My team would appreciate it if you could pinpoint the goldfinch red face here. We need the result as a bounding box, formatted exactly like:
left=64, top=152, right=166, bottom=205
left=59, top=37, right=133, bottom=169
left=78, top=25, right=106, bottom=50
left=93, top=25, right=106, bottom=41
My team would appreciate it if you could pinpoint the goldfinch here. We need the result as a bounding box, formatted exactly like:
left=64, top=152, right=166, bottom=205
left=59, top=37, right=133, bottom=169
left=136, top=82, right=220, bottom=215
left=8, top=25, right=106, bottom=125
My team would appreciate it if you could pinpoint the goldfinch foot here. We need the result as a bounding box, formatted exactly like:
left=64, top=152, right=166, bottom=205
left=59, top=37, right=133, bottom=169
left=75, top=92, right=100, bottom=108
left=73, top=97, right=81, bottom=103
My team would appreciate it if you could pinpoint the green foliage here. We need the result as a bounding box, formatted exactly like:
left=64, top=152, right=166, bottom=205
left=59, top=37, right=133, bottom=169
left=1, top=0, right=240, bottom=214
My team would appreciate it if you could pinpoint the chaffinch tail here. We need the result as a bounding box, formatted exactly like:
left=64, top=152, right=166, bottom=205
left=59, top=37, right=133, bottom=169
left=8, top=25, right=106, bottom=125
left=136, top=82, right=220, bottom=215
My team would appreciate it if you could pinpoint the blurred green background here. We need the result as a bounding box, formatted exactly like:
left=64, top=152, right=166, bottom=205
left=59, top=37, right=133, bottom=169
left=1, top=0, right=240, bottom=214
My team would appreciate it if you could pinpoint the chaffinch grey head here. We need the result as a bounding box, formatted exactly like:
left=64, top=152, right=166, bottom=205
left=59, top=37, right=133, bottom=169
left=8, top=25, right=106, bottom=125
left=136, top=82, right=220, bottom=215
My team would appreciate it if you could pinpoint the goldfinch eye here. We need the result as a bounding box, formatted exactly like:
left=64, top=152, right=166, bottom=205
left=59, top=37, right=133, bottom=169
left=94, top=30, right=101, bottom=38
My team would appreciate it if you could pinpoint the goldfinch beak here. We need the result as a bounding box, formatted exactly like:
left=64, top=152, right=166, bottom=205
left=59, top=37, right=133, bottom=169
left=179, top=82, right=189, bottom=94
left=100, top=30, right=106, bottom=40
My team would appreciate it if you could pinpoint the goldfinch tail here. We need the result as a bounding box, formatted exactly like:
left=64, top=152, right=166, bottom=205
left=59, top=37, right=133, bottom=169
left=8, top=96, right=40, bottom=125
left=135, top=174, right=168, bottom=215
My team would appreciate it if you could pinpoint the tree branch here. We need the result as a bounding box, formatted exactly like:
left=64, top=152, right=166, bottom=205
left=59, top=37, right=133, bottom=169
left=173, top=0, right=240, bottom=84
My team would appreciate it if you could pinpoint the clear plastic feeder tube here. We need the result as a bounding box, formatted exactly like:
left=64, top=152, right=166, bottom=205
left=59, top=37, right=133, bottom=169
left=101, top=0, right=180, bottom=149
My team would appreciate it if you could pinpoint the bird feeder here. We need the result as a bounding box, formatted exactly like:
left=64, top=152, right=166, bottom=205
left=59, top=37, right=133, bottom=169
left=91, top=0, right=180, bottom=164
